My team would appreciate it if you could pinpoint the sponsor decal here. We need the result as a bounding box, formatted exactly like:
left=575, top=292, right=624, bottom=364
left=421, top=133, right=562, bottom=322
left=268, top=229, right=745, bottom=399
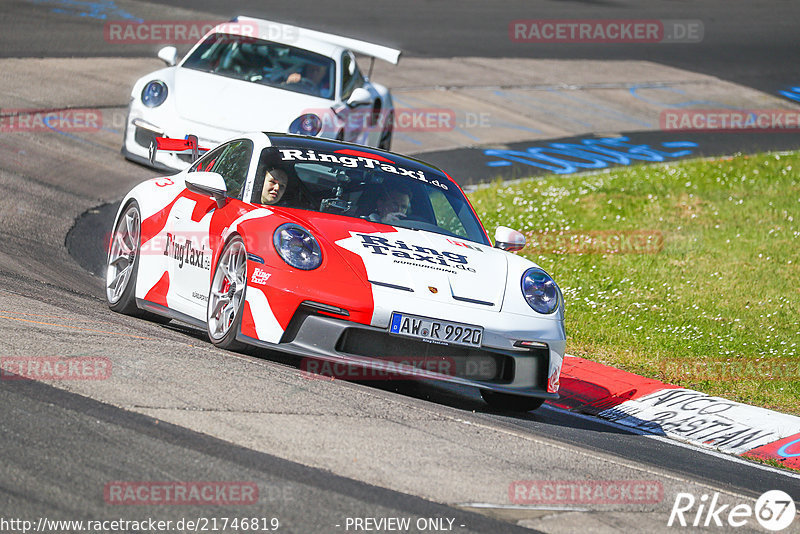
left=1, top=357, right=112, bottom=380
left=510, top=480, right=663, bottom=505
left=668, top=490, right=795, bottom=531
left=445, top=238, right=484, bottom=252
left=191, top=291, right=208, bottom=302
left=355, top=234, right=474, bottom=272
left=163, top=233, right=211, bottom=270
left=104, top=481, right=258, bottom=505
left=547, top=369, right=560, bottom=393
left=277, top=149, right=449, bottom=190
left=250, top=268, right=272, bottom=286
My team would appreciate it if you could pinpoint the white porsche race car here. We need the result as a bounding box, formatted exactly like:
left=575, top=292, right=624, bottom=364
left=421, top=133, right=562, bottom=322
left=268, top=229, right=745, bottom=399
left=107, top=133, right=566, bottom=411
left=122, top=16, right=399, bottom=171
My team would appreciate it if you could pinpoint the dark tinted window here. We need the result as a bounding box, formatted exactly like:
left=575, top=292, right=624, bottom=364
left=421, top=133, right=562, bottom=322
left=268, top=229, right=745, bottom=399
left=255, top=145, right=489, bottom=245
left=190, top=139, right=253, bottom=199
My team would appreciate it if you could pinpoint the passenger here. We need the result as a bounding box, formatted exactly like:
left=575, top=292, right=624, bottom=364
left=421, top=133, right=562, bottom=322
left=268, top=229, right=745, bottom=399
left=260, top=168, right=288, bottom=205
left=369, top=188, right=411, bottom=224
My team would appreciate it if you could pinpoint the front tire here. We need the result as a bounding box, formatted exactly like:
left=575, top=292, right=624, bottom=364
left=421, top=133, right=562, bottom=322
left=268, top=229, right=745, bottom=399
left=378, top=110, right=393, bottom=151
left=480, top=390, right=545, bottom=412
left=207, top=236, right=248, bottom=350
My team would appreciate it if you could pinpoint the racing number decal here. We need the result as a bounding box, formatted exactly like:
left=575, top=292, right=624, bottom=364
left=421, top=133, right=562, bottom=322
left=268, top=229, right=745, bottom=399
left=155, top=177, right=174, bottom=187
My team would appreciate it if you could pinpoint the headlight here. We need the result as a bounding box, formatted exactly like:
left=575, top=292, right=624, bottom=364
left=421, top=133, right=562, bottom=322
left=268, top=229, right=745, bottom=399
left=141, top=80, right=168, bottom=108
left=273, top=223, right=322, bottom=270
left=289, top=114, right=322, bottom=136
left=521, top=268, right=560, bottom=314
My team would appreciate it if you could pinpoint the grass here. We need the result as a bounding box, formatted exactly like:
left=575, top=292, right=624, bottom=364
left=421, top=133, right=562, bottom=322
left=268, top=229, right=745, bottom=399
left=468, top=152, right=800, bottom=416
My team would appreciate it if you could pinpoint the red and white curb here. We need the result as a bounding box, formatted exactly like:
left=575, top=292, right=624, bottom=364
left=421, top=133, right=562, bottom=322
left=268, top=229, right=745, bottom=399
left=548, top=355, right=800, bottom=470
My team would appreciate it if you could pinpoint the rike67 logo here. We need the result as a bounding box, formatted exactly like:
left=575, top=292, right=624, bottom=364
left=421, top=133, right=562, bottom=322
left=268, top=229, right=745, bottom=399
left=668, top=490, right=796, bottom=531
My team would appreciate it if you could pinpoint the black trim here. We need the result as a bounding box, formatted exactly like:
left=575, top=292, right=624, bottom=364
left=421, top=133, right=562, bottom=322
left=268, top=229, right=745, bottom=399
left=136, top=299, right=206, bottom=328
left=452, top=295, right=494, bottom=306
left=368, top=280, right=414, bottom=292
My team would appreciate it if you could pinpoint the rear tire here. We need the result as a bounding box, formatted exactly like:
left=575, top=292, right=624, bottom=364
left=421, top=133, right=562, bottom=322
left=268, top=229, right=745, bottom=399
left=106, top=201, right=142, bottom=315
left=207, top=236, right=248, bottom=351
left=480, top=390, right=545, bottom=412
left=106, top=201, right=172, bottom=323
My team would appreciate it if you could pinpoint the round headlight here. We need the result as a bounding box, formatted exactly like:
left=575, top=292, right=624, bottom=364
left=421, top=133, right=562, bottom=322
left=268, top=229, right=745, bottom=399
left=289, top=114, right=322, bottom=136
left=141, top=80, right=168, bottom=108
left=521, top=268, right=560, bottom=314
left=273, top=223, right=322, bottom=270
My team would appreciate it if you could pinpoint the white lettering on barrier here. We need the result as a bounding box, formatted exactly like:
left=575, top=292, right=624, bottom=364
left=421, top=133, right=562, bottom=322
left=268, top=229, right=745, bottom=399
left=598, top=388, right=800, bottom=454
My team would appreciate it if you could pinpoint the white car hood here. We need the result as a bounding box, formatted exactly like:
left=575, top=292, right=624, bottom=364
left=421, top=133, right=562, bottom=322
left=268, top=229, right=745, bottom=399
left=336, top=228, right=508, bottom=309
left=172, top=68, right=334, bottom=132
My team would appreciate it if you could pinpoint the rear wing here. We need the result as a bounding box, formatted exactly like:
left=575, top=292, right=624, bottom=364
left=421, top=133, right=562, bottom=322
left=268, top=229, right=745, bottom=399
left=231, top=16, right=401, bottom=65
left=150, top=135, right=209, bottom=165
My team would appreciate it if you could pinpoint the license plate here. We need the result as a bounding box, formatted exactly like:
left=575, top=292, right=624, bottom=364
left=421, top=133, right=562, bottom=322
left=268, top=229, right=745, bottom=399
left=389, top=312, right=483, bottom=348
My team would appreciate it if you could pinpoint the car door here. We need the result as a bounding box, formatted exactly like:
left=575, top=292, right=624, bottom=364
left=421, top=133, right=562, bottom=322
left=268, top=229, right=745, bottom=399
left=167, top=139, right=255, bottom=320
left=337, top=51, right=372, bottom=144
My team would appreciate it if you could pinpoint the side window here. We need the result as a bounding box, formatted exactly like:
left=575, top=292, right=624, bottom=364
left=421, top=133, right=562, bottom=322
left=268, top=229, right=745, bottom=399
left=189, top=145, right=223, bottom=173
left=190, top=140, right=253, bottom=199
left=340, top=52, right=365, bottom=101
left=429, top=189, right=469, bottom=239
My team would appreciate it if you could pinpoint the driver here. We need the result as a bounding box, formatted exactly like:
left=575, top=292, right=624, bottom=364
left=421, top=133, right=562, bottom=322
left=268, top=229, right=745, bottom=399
left=369, top=188, right=411, bottom=224
left=260, top=168, right=288, bottom=205
left=285, top=63, right=330, bottom=97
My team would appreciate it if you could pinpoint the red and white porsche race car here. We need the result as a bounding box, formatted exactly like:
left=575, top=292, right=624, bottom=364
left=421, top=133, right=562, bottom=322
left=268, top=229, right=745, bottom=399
left=106, top=133, right=565, bottom=411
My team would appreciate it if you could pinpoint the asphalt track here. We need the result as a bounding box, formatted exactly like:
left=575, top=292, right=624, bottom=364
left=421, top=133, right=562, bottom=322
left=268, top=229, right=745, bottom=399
left=1, top=1, right=800, bottom=533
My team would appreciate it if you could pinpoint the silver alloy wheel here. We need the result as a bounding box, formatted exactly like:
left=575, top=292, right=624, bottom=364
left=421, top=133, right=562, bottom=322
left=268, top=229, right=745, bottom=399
left=207, top=239, right=247, bottom=341
left=106, top=204, right=140, bottom=305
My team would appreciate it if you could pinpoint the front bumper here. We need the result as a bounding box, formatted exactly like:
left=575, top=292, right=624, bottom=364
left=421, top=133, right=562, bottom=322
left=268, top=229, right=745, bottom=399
left=122, top=110, right=233, bottom=171
left=237, top=305, right=564, bottom=399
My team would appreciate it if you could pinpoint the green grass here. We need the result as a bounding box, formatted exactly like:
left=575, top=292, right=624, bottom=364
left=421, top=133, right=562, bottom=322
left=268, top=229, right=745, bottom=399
left=469, top=152, right=800, bottom=415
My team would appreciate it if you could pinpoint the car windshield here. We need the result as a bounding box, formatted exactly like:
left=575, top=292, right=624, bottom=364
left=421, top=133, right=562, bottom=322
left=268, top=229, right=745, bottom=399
left=254, top=146, right=490, bottom=245
left=181, top=33, right=336, bottom=99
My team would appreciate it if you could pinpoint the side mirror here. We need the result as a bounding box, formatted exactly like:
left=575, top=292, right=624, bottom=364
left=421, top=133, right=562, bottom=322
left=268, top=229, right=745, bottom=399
left=346, top=87, right=372, bottom=108
left=185, top=172, right=227, bottom=208
left=157, top=46, right=178, bottom=66
left=494, top=226, right=526, bottom=252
